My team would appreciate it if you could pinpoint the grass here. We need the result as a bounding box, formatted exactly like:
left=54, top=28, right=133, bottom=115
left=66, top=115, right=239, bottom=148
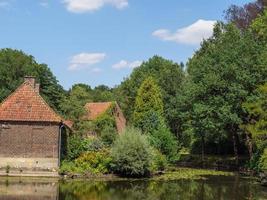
left=152, top=167, right=235, bottom=181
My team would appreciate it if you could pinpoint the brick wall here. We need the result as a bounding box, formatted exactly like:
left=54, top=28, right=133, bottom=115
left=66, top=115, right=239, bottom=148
left=114, top=105, right=126, bottom=134
left=0, top=121, right=59, bottom=158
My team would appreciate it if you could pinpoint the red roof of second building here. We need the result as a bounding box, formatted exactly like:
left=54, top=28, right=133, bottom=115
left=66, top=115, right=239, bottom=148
left=0, top=81, right=62, bottom=122
left=85, top=102, right=112, bottom=120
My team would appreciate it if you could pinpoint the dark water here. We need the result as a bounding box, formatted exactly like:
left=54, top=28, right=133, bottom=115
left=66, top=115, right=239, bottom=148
left=0, top=175, right=266, bottom=200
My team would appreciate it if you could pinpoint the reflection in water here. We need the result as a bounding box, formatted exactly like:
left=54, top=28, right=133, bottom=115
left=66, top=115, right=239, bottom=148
left=0, top=178, right=58, bottom=200
left=0, top=175, right=267, bottom=200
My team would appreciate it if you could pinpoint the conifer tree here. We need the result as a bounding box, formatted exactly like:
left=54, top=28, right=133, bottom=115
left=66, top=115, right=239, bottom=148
left=133, top=77, right=164, bottom=133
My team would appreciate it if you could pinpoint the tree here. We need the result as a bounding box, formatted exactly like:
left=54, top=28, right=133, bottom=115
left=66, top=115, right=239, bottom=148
left=224, top=0, right=266, bottom=31
left=183, top=22, right=267, bottom=165
left=132, top=77, right=164, bottom=133
left=132, top=77, right=179, bottom=161
left=242, top=83, right=267, bottom=151
left=251, top=9, right=267, bottom=42
left=115, top=56, right=185, bottom=136
left=92, top=85, right=115, bottom=102
left=0, top=48, right=66, bottom=113
left=60, top=85, right=93, bottom=134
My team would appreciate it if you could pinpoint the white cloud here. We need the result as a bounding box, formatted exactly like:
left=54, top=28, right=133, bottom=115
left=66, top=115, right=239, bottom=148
left=152, top=19, right=216, bottom=45
left=68, top=52, right=106, bottom=71
left=63, top=0, right=128, bottom=13
left=112, top=60, right=142, bottom=70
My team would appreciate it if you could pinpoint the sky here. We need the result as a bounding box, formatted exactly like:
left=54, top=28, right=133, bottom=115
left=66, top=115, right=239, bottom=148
left=0, top=0, right=252, bottom=89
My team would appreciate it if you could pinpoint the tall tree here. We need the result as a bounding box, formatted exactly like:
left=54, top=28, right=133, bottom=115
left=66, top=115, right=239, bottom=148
left=242, top=83, right=267, bottom=151
left=183, top=22, right=267, bottom=164
left=0, top=48, right=66, bottom=113
left=225, top=0, right=266, bottom=31
left=133, top=77, right=179, bottom=161
left=115, top=56, right=185, bottom=135
left=133, top=77, right=164, bottom=133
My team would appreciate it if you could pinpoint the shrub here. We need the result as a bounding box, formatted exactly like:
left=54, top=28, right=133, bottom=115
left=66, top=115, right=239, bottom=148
left=100, top=126, right=117, bottom=146
left=151, top=149, right=168, bottom=172
left=259, top=148, right=267, bottom=171
left=66, top=135, right=89, bottom=160
left=60, top=149, right=112, bottom=175
left=66, top=136, right=104, bottom=161
left=149, top=124, right=180, bottom=163
left=75, top=149, right=112, bottom=174
left=111, top=127, right=153, bottom=177
left=86, top=137, right=105, bottom=152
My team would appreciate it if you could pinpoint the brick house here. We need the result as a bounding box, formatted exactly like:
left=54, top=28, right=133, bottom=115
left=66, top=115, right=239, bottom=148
left=85, top=102, right=126, bottom=133
left=0, top=77, right=68, bottom=173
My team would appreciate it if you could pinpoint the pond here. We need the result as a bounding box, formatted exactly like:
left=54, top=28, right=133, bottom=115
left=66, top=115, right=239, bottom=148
left=0, top=175, right=266, bottom=200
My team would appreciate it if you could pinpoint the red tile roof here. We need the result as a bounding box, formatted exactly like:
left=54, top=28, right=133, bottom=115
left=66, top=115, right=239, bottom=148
left=0, top=81, right=62, bottom=123
left=63, top=120, right=74, bottom=129
left=85, top=102, right=112, bottom=120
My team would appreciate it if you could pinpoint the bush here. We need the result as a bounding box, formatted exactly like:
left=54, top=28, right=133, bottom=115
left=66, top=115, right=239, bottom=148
left=151, top=149, right=168, bottom=172
left=100, top=126, right=117, bottom=146
left=75, top=149, right=112, bottom=174
left=111, top=127, right=153, bottom=177
left=259, top=148, right=267, bottom=171
left=66, top=136, right=104, bottom=161
left=86, top=137, right=105, bottom=152
left=60, top=149, right=112, bottom=175
left=149, top=124, right=180, bottom=163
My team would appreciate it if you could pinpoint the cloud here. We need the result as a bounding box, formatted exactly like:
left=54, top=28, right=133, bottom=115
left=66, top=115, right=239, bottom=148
left=63, top=0, right=128, bottom=13
left=152, top=19, right=216, bottom=45
left=68, top=52, right=106, bottom=71
left=112, top=60, right=142, bottom=70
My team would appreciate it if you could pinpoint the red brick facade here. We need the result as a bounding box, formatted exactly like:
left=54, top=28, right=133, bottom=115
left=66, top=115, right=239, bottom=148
left=0, top=77, right=64, bottom=171
left=0, top=122, right=59, bottom=158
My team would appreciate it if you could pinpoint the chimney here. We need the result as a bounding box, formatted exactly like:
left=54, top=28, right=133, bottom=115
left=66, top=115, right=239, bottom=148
left=24, top=76, right=35, bottom=87
left=35, top=83, right=40, bottom=94
left=24, top=76, right=40, bottom=94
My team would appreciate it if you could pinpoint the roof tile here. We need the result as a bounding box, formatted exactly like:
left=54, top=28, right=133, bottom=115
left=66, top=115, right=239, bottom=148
left=0, top=81, right=62, bottom=122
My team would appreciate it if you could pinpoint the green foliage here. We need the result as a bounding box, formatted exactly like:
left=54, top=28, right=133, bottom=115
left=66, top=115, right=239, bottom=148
left=92, top=85, right=115, bottom=102
left=181, top=22, right=267, bottom=155
left=259, top=148, right=267, bottom=171
left=100, top=126, right=117, bottom=146
left=111, top=127, right=153, bottom=177
left=60, top=149, right=112, bottom=175
left=93, top=103, right=117, bottom=134
left=251, top=9, right=267, bottom=42
left=150, top=149, right=168, bottom=172
left=0, top=48, right=66, bottom=113
left=115, top=56, right=185, bottom=134
left=60, top=85, right=92, bottom=121
left=242, top=83, right=267, bottom=148
left=66, top=136, right=104, bottom=161
left=149, top=124, right=180, bottom=163
left=75, top=150, right=112, bottom=174
left=133, top=77, right=164, bottom=133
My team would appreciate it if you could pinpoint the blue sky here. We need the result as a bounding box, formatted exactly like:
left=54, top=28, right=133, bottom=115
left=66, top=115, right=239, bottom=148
left=0, top=0, right=251, bottom=89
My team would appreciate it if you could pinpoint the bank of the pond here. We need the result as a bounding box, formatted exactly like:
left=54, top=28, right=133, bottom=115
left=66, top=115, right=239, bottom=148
left=60, top=167, right=235, bottom=182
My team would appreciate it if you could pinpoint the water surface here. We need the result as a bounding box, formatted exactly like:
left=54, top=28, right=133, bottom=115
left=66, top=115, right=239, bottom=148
left=0, top=175, right=266, bottom=200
